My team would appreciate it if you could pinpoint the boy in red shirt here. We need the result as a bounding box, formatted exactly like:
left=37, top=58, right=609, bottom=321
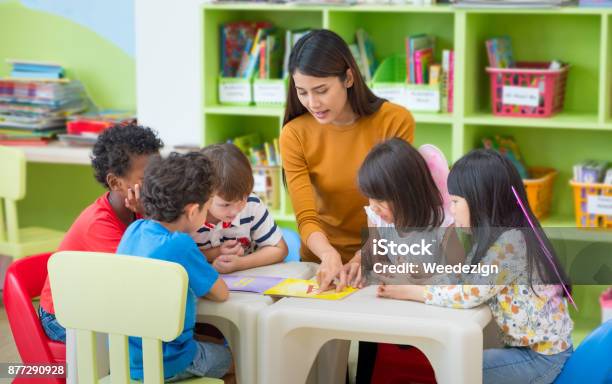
left=38, top=123, right=163, bottom=342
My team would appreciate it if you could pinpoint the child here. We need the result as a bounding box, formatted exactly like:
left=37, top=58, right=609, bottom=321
left=193, top=143, right=288, bottom=274
left=378, top=149, right=574, bottom=384
left=348, top=138, right=461, bottom=286
left=38, top=123, right=163, bottom=343
left=117, top=152, right=234, bottom=382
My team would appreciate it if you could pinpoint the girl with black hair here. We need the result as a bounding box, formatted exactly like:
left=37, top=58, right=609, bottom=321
left=354, top=138, right=463, bottom=286
left=378, top=149, right=574, bottom=384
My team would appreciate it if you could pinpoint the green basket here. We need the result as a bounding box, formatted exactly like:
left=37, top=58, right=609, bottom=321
left=371, top=56, right=441, bottom=112
left=218, top=75, right=252, bottom=106
left=253, top=77, right=288, bottom=107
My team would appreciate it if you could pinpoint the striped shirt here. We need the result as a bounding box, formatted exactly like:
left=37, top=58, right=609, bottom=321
left=192, top=193, right=282, bottom=254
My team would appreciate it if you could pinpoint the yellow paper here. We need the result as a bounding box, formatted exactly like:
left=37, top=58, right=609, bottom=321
left=263, top=278, right=357, bottom=300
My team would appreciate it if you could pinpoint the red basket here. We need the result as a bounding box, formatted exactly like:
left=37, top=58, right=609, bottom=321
left=486, top=62, right=569, bottom=118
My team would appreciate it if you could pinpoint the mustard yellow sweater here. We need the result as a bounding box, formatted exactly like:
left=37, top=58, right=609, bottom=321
left=280, top=102, right=415, bottom=263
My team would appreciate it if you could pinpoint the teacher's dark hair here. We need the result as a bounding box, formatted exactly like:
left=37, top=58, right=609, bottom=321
left=283, top=29, right=384, bottom=126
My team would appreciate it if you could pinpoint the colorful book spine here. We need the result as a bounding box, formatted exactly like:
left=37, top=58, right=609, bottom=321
left=405, top=37, right=411, bottom=84
left=429, top=64, right=441, bottom=85
left=448, top=50, right=454, bottom=113
left=259, top=40, right=267, bottom=79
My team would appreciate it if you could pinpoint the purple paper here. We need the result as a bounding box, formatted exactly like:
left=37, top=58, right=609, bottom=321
left=221, top=275, right=285, bottom=293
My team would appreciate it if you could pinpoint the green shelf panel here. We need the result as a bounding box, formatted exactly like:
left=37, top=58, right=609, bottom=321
left=463, top=12, right=601, bottom=117
left=463, top=112, right=609, bottom=130
left=205, top=105, right=285, bottom=117
left=203, top=114, right=281, bottom=146
left=605, top=14, right=612, bottom=122
left=327, top=10, right=454, bottom=63
left=203, top=8, right=324, bottom=107
left=413, top=123, right=453, bottom=161
left=463, top=124, right=612, bottom=219
left=412, top=112, right=455, bottom=124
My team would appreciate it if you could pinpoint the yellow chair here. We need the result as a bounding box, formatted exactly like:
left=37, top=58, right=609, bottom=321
left=0, top=146, right=64, bottom=259
left=48, top=251, right=223, bottom=384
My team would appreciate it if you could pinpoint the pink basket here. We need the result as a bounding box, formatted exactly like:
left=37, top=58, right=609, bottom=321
left=486, top=62, right=569, bottom=118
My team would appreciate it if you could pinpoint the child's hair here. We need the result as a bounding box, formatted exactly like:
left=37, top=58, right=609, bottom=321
left=448, top=149, right=570, bottom=291
left=141, top=152, right=218, bottom=222
left=91, top=122, right=163, bottom=188
left=358, top=138, right=444, bottom=229
left=283, top=29, right=384, bottom=125
left=200, top=143, right=253, bottom=201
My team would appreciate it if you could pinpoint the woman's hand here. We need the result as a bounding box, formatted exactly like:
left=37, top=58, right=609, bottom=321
left=316, top=250, right=346, bottom=292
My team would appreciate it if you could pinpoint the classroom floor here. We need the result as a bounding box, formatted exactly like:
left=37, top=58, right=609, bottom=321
left=0, top=297, right=21, bottom=384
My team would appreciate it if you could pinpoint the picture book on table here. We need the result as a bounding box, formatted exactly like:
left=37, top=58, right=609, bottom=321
left=221, top=275, right=285, bottom=293
left=263, top=278, right=358, bottom=300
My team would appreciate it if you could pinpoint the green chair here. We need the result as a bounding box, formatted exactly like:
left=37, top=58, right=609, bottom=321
left=0, top=146, right=64, bottom=259
left=48, top=251, right=223, bottom=384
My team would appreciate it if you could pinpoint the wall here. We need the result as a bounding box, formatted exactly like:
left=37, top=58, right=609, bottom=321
left=0, top=0, right=136, bottom=230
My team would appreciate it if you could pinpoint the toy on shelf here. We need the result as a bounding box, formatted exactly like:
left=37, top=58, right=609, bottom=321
left=483, top=135, right=557, bottom=219
left=230, top=133, right=281, bottom=210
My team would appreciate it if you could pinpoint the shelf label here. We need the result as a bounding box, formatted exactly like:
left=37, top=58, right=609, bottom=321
left=502, top=86, right=539, bottom=107
left=587, top=195, right=612, bottom=216
left=253, top=82, right=286, bottom=104
left=405, top=88, right=440, bottom=112
left=219, top=82, right=251, bottom=103
left=253, top=172, right=267, bottom=193
left=372, top=85, right=405, bottom=105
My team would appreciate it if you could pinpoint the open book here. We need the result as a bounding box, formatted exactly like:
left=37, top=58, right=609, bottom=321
left=264, top=278, right=357, bottom=300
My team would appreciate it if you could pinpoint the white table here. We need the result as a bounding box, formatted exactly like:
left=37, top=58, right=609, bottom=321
left=196, top=261, right=317, bottom=384
left=257, top=285, right=493, bottom=384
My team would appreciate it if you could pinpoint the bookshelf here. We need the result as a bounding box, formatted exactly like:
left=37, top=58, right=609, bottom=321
left=136, top=3, right=612, bottom=229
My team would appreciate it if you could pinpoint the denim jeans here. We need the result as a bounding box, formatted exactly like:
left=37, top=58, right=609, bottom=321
left=38, top=306, right=66, bottom=343
left=483, top=346, right=573, bottom=384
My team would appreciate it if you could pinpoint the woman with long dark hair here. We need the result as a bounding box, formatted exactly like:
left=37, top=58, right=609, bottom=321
left=279, top=29, right=416, bottom=383
left=280, top=29, right=415, bottom=291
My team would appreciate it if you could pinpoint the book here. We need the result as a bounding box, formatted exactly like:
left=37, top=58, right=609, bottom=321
left=447, top=50, right=454, bottom=113
left=355, top=28, right=376, bottom=83
left=414, top=48, right=433, bottom=84
left=10, top=70, right=63, bottom=80
left=282, top=29, right=312, bottom=78
left=485, top=37, right=514, bottom=68
left=221, top=275, right=285, bottom=293
left=429, top=64, right=441, bottom=85
left=406, top=34, right=436, bottom=84
left=264, top=278, right=358, bottom=300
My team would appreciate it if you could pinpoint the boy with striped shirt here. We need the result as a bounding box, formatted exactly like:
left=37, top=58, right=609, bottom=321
left=193, top=143, right=288, bottom=273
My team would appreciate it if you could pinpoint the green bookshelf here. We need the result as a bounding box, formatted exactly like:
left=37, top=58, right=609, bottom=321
left=202, top=4, right=612, bottom=229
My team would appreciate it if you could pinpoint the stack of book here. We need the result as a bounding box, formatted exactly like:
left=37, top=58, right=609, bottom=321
left=405, top=34, right=454, bottom=113
left=7, top=60, right=65, bottom=80
left=58, top=110, right=135, bottom=147
left=453, top=0, right=575, bottom=7
left=0, top=77, right=88, bottom=146
left=221, top=21, right=275, bottom=79
left=573, top=161, right=612, bottom=184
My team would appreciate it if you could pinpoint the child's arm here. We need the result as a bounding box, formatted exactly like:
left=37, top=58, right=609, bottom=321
left=213, top=238, right=288, bottom=273
left=204, top=276, right=229, bottom=302
left=200, top=245, right=222, bottom=263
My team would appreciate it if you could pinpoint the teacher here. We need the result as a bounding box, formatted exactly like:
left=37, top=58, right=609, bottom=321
left=280, top=29, right=416, bottom=292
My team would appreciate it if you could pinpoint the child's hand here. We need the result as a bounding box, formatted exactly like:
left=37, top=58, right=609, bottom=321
left=213, top=253, right=242, bottom=274
left=124, top=184, right=144, bottom=215
left=343, top=261, right=364, bottom=288
left=220, top=240, right=244, bottom=257
left=377, top=284, right=425, bottom=302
